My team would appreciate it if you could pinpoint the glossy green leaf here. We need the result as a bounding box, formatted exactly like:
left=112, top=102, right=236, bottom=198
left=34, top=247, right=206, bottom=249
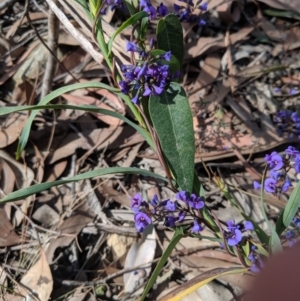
left=156, top=14, right=184, bottom=68
left=0, top=167, right=168, bottom=204
left=149, top=82, right=194, bottom=192
left=140, top=227, right=184, bottom=301
left=0, top=103, right=154, bottom=150
left=108, top=11, right=148, bottom=54
left=283, top=181, right=300, bottom=228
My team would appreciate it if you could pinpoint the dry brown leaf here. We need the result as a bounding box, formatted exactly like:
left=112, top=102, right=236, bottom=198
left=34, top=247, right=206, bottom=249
left=254, top=11, right=286, bottom=43
left=47, top=127, right=123, bottom=164
left=180, top=255, right=254, bottom=291
left=62, top=93, right=123, bottom=126
left=186, top=26, right=253, bottom=60
left=192, top=53, right=220, bottom=92
left=46, top=207, right=94, bottom=264
left=14, top=250, right=53, bottom=301
left=257, top=0, right=300, bottom=12
left=44, top=160, right=68, bottom=182
left=272, top=26, right=300, bottom=56
left=0, top=113, right=27, bottom=148
left=0, top=159, right=16, bottom=196
left=0, top=208, right=20, bottom=247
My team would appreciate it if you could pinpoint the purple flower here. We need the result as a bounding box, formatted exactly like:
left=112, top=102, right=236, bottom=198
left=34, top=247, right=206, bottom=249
left=264, top=178, right=277, bottom=193
left=198, top=19, right=206, bottom=26
left=290, top=88, right=297, bottom=95
left=126, top=41, right=141, bottom=52
left=291, top=112, right=300, bottom=123
left=285, top=230, right=296, bottom=247
left=140, top=0, right=157, bottom=19
left=227, top=228, right=242, bottom=246
left=286, top=146, right=299, bottom=157
left=264, top=151, right=284, bottom=170
left=134, top=212, right=152, bottom=232
left=178, top=211, right=186, bottom=222
left=226, top=220, right=253, bottom=246
left=294, top=155, right=300, bottom=173
left=161, top=51, right=172, bottom=62
left=161, top=199, right=177, bottom=212
left=119, top=80, right=130, bottom=94
left=253, top=181, right=261, bottom=190
left=131, top=92, right=140, bottom=104
left=248, top=247, right=264, bottom=273
left=131, top=193, right=142, bottom=212
left=270, top=169, right=280, bottom=181
left=274, top=87, right=281, bottom=93
left=293, top=217, right=300, bottom=229
left=188, top=194, right=205, bottom=210
left=165, top=216, right=178, bottom=227
left=157, top=3, right=168, bottom=16
left=282, top=179, right=292, bottom=192
left=199, top=2, right=208, bottom=10
left=191, top=220, right=203, bottom=233
left=151, top=194, right=159, bottom=206
left=243, top=221, right=254, bottom=231
left=176, top=191, right=189, bottom=203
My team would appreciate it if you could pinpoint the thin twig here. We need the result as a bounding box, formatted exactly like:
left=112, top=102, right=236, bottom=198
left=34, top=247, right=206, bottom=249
left=40, top=0, right=60, bottom=99
left=44, top=0, right=103, bottom=63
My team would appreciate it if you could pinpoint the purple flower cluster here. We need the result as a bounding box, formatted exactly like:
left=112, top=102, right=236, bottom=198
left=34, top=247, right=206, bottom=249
left=248, top=246, right=264, bottom=273
left=101, top=0, right=124, bottom=13
left=253, top=146, right=300, bottom=194
left=273, top=110, right=300, bottom=138
left=119, top=42, right=178, bottom=104
left=130, top=191, right=205, bottom=233
left=284, top=217, right=300, bottom=247
left=225, top=220, right=254, bottom=246
left=140, top=0, right=168, bottom=19
left=174, top=0, right=207, bottom=25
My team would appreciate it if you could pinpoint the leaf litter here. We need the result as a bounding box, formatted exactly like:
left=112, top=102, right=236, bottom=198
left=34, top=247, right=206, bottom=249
left=0, top=0, right=300, bottom=300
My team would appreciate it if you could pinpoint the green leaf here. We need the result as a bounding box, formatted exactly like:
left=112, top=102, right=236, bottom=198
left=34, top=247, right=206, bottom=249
left=140, top=227, right=184, bottom=301
left=107, top=11, right=148, bottom=54
left=0, top=167, right=168, bottom=204
left=156, top=14, right=184, bottom=69
left=269, top=227, right=283, bottom=255
left=0, top=103, right=154, bottom=150
left=283, top=181, right=300, bottom=228
left=264, top=9, right=300, bottom=20
left=149, top=82, right=194, bottom=192
left=0, top=82, right=139, bottom=159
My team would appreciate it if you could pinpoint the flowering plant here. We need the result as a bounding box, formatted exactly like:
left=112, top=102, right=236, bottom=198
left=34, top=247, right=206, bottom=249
left=1, top=0, right=300, bottom=300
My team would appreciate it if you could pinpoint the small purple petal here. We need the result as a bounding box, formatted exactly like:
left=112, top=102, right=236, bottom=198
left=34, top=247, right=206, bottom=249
left=264, top=178, right=277, bottom=193
left=134, top=212, right=152, bottom=232
left=191, top=220, right=203, bottom=233
left=243, top=221, right=254, bottom=231
left=227, top=229, right=242, bottom=246
left=253, top=181, right=261, bottom=190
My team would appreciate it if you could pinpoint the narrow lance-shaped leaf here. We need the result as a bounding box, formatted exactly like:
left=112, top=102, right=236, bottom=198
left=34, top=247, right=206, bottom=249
left=149, top=82, right=195, bottom=192
left=283, top=181, right=300, bottom=228
left=0, top=167, right=168, bottom=204
left=140, top=227, right=184, bottom=301
left=0, top=103, right=154, bottom=150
